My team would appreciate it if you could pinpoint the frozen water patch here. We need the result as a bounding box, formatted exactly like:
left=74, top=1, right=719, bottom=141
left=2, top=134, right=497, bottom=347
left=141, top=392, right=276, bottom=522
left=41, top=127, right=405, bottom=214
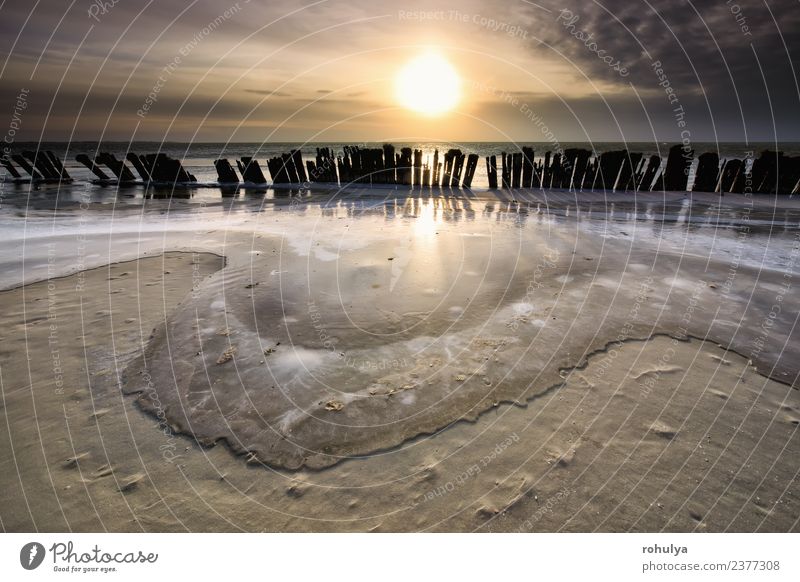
left=118, top=196, right=800, bottom=470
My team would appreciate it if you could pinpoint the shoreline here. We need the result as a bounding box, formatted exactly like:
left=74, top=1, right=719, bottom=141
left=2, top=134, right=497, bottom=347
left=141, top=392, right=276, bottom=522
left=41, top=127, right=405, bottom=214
left=2, top=188, right=798, bottom=293
left=0, top=252, right=795, bottom=531
left=1, top=191, right=797, bottom=532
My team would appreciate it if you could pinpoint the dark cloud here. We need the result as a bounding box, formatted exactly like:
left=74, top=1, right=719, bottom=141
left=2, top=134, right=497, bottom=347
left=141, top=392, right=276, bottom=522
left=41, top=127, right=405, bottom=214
left=516, top=0, right=800, bottom=140
left=245, top=89, right=294, bottom=97
left=0, top=0, right=796, bottom=141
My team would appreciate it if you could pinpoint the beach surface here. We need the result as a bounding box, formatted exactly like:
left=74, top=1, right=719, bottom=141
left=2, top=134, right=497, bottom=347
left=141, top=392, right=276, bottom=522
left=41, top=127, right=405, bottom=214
left=0, top=189, right=798, bottom=532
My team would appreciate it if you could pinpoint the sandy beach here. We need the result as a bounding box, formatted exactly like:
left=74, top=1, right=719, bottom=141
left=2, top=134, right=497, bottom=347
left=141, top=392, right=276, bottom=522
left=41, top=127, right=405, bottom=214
left=4, top=3, right=800, bottom=579
left=0, top=189, right=797, bottom=532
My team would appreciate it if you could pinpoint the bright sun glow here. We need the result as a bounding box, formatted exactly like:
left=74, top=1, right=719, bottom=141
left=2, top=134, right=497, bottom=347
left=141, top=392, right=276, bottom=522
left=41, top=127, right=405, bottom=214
left=395, top=52, right=461, bottom=116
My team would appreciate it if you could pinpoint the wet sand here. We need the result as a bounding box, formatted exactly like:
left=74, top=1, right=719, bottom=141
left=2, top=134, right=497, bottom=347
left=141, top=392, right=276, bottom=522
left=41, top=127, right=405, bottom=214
left=0, top=191, right=798, bottom=532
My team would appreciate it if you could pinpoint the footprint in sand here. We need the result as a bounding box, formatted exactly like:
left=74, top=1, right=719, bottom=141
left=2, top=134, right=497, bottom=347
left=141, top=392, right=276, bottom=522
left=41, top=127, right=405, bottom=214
left=649, top=421, right=678, bottom=440
left=62, top=452, right=89, bottom=469
left=631, top=365, right=684, bottom=380
left=118, top=473, right=144, bottom=493
left=92, top=464, right=114, bottom=478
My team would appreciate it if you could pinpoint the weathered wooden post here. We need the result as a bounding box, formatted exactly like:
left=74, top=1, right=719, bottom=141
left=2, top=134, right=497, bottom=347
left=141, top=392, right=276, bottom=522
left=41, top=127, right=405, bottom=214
left=35, top=151, right=60, bottom=180
left=76, top=154, right=110, bottom=180
left=399, top=147, right=412, bottom=186
left=340, top=147, right=351, bottom=183
left=486, top=155, right=498, bottom=189
left=145, top=153, right=195, bottom=183
left=266, top=158, right=277, bottom=183
left=570, top=149, right=591, bottom=190
left=282, top=153, right=300, bottom=183
left=366, top=148, right=376, bottom=185
left=462, top=153, right=478, bottom=189
left=214, top=159, right=240, bottom=183
left=560, top=149, right=578, bottom=189
left=550, top=153, right=563, bottom=188
left=592, top=150, right=626, bottom=191
left=340, top=149, right=352, bottom=183
left=373, top=148, right=385, bottom=185
left=348, top=146, right=362, bottom=183
left=275, top=155, right=292, bottom=184
left=11, top=154, right=42, bottom=179
left=692, top=152, right=720, bottom=192
left=96, top=152, right=137, bottom=182
left=394, top=153, right=401, bottom=184
left=541, top=151, right=551, bottom=188
left=126, top=153, right=152, bottom=182
left=330, top=149, right=340, bottom=184
left=335, top=156, right=346, bottom=184
left=730, top=159, right=751, bottom=193
left=45, top=151, right=71, bottom=181
left=717, top=159, right=740, bottom=193
left=292, top=150, right=307, bottom=183
left=432, top=149, right=440, bottom=187
left=617, top=151, right=643, bottom=191
left=581, top=156, right=596, bottom=190
left=511, top=152, right=522, bottom=188
left=311, top=147, right=334, bottom=184
left=315, top=148, right=328, bottom=182
left=500, top=152, right=510, bottom=188
left=661, top=144, right=693, bottom=191
left=522, top=147, right=534, bottom=187
left=636, top=155, right=660, bottom=191
left=383, top=144, right=396, bottom=184
left=752, top=151, right=779, bottom=194
left=533, top=158, right=543, bottom=188
left=451, top=150, right=465, bottom=187
left=365, top=148, right=375, bottom=185
left=364, top=148, right=375, bottom=185
left=442, top=150, right=453, bottom=187
left=360, top=147, right=371, bottom=184
left=630, top=155, right=646, bottom=189
left=306, top=160, right=317, bottom=181
left=22, top=150, right=60, bottom=180
left=0, top=155, right=22, bottom=178
left=413, top=149, right=422, bottom=186
left=238, top=157, right=267, bottom=184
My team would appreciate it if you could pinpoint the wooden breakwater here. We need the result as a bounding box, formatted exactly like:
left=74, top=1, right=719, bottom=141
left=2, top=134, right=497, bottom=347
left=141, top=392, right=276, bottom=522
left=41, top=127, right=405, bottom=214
left=1, top=150, right=72, bottom=183
left=149, top=144, right=800, bottom=194
left=76, top=152, right=196, bottom=184
left=2, top=145, right=798, bottom=194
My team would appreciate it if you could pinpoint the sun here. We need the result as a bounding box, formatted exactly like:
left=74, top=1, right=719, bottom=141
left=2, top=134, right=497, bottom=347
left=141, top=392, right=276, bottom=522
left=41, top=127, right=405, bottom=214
left=395, top=51, right=461, bottom=116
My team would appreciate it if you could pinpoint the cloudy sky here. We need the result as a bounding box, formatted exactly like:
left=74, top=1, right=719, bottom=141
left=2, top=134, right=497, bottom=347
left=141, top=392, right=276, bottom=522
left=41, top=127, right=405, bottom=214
left=1, top=0, right=798, bottom=142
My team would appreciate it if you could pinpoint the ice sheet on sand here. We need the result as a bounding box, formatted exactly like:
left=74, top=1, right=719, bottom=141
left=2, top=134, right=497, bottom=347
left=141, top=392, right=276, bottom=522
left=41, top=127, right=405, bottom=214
left=120, top=198, right=800, bottom=470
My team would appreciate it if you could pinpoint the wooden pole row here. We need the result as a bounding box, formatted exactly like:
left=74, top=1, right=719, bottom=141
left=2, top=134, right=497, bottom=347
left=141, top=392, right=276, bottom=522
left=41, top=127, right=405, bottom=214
left=213, top=146, right=478, bottom=189
left=75, top=151, right=197, bottom=184
left=1, top=150, right=72, bottom=182
left=485, top=145, right=799, bottom=194
left=1, top=146, right=786, bottom=194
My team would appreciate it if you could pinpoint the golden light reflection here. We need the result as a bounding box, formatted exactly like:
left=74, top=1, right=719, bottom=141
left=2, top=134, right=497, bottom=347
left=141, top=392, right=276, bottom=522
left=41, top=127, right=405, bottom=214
left=412, top=198, right=440, bottom=238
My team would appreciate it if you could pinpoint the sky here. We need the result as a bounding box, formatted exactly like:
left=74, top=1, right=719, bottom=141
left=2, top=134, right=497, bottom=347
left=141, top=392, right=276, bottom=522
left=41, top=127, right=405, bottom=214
left=0, top=0, right=798, bottom=143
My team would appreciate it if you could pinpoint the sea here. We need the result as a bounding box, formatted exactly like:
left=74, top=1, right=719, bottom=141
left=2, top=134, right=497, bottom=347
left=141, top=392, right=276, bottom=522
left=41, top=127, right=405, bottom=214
left=2, top=141, right=799, bottom=204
